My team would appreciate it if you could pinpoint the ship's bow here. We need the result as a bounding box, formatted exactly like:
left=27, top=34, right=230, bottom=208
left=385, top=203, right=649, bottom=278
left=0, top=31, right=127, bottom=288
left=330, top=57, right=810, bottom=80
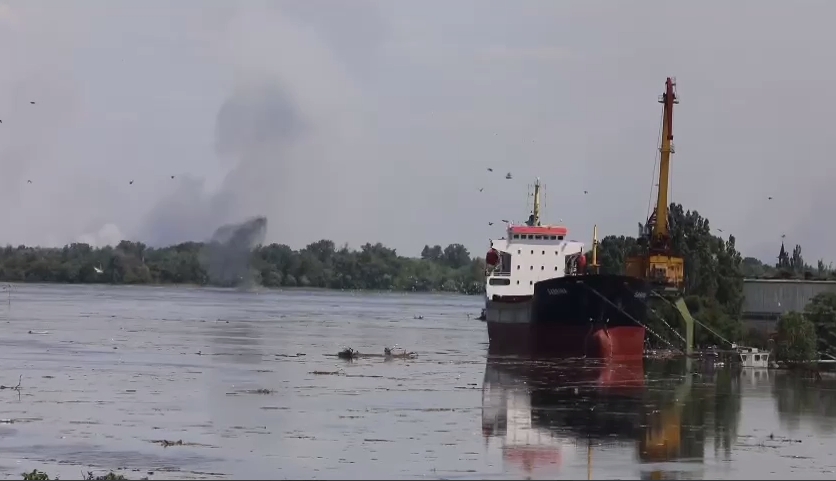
left=530, top=275, right=650, bottom=360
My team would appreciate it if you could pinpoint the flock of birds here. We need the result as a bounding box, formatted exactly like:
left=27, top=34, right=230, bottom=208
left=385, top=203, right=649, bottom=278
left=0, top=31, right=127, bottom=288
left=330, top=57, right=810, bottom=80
left=479, top=168, right=515, bottom=228
left=13, top=100, right=782, bottom=241
left=27, top=175, right=177, bottom=186
left=12, top=99, right=183, bottom=187
left=479, top=167, right=576, bottom=228
left=478, top=165, right=778, bottom=238
left=1, top=100, right=35, bottom=125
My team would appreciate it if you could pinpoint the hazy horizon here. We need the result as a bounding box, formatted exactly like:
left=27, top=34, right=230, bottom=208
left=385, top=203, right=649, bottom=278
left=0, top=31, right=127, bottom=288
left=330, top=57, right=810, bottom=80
left=0, top=1, right=832, bottom=265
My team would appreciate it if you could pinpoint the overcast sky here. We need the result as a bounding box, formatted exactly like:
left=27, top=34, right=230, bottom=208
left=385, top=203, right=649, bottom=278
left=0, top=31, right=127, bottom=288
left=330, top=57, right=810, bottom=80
left=0, top=1, right=832, bottom=264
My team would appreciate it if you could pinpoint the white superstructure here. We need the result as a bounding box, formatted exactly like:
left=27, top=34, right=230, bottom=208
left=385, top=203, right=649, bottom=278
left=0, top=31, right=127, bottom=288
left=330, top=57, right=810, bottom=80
left=482, top=178, right=585, bottom=322
left=486, top=229, right=585, bottom=299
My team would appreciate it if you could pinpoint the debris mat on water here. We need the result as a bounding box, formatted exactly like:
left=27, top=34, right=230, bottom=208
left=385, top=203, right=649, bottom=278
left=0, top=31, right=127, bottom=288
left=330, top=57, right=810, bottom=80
left=330, top=347, right=417, bottom=360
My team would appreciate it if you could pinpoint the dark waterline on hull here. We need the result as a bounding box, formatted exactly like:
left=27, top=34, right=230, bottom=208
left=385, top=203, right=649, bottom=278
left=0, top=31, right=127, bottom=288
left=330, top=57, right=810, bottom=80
left=487, top=322, right=645, bottom=360
left=487, top=274, right=652, bottom=360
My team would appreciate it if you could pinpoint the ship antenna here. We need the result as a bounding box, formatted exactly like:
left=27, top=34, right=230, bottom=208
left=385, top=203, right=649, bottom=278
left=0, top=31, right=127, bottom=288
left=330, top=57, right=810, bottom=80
left=532, top=177, right=542, bottom=226
left=591, top=224, right=600, bottom=274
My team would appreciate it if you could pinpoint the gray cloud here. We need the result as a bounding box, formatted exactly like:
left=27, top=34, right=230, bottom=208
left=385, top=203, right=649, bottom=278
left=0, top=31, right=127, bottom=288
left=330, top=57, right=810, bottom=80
left=0, top=1, right=832, bottom=263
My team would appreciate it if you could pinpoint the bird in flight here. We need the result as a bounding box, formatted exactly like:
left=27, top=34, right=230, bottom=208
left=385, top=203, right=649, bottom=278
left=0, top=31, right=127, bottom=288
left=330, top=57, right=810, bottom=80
left=487, top=168, right=493, bottom=172
left=479, top=187, right=484, bottom=192
left=488, top=222, right=494, bottom=226
left=94, top=265, right=103, bottom=274
left=27, top=180, right=32, bottom=184
left=129, top=180, right=134, bottom=185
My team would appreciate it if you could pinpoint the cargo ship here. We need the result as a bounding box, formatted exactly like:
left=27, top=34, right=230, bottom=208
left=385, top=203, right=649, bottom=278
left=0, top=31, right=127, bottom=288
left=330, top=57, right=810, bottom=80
left=483, top=77, right=687, bottom=361
left=482, top=179, right=651, bottom=360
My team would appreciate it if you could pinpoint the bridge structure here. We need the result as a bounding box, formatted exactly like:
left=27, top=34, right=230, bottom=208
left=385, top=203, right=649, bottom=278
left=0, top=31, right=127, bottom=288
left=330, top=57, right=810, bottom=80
left=742, top=278, right=836, bottom=334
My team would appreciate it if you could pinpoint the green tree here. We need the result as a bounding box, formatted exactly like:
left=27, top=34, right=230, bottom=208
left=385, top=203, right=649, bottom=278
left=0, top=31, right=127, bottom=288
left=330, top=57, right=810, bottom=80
left=590, top=203, right=746, bottom=348
left=803, top=292, right=836, bottom=358
left=741, top=256, right=775, bottom=278
left=420, top=245, right=443, bottom=262
left=775, top=311, right=817, bottom=364
left=441, top=243, right=471, bottom=269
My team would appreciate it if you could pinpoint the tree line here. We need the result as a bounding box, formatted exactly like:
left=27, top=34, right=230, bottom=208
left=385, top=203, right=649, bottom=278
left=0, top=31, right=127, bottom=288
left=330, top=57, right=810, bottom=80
left=0, top=239, right=485, bottom=294
left=741, top=243, right=836, bottom=281
left=0, top=202, right=827, bottom=339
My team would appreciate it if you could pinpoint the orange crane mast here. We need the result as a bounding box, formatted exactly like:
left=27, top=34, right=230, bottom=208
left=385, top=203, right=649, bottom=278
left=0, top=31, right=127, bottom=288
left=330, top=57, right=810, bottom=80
left=626, top=77, right=685, bottom=293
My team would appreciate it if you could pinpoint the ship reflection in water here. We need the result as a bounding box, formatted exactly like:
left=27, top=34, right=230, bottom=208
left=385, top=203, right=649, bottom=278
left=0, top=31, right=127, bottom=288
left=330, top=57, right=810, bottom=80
left=481, top=356, right=742, bottom=480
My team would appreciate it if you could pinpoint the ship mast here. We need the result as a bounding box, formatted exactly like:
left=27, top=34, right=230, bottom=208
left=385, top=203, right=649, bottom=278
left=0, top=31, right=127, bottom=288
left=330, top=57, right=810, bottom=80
left=591, top=224, right=600, bottom=274
left=532, top=178, right=542, bottom=226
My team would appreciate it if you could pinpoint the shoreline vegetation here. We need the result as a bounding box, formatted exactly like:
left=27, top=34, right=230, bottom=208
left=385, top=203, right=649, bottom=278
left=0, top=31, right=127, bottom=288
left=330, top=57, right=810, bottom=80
left=0, top=204, right=826, bottom=295
left=0, top=239, right=485, bottom=295
left=1, top=202, right=834, bottom=353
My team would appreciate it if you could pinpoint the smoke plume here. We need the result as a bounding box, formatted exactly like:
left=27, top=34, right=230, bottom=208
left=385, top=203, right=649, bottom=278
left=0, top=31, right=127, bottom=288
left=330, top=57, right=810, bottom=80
left=201, top=216, right=267, bottom=287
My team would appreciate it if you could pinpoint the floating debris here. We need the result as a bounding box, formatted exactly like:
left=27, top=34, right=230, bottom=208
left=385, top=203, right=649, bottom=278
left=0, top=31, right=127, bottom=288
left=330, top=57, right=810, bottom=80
left=153, top=439, right=183, bottom=447
left=384, top=346, right=417, bottom=359
left=330, top=347, right=417, bottom=360
left=227, top=388, right=275, bottom=396
left=337, top=347, right=359, bottom=360
left=149, top=439, right=212, bottom=448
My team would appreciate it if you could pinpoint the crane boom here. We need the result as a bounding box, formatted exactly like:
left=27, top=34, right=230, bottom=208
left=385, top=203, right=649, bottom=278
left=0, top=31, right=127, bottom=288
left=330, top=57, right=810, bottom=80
left=625, top=77, right=684, bottom=292
left=651, top=77, right=678, bottom=248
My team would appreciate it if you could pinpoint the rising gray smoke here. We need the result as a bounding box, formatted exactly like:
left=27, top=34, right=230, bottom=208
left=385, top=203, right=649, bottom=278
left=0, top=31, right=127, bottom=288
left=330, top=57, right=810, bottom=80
left=135, top=5, right=382, bottom=252
left=138, top=81, right=303, bottom=248
left=201, top=215, right=267, bottom=287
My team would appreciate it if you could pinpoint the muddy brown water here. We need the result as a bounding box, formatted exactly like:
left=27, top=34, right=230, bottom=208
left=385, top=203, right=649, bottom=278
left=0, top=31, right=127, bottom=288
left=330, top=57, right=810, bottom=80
left=0, top=284, right=834, bottom=479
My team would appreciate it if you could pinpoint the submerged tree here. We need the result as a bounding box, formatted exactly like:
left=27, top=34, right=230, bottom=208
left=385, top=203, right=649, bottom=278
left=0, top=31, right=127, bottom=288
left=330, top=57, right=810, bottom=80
left=775, top=311, right=817, bottom=364
left=803, top=292, right=836, bottom=358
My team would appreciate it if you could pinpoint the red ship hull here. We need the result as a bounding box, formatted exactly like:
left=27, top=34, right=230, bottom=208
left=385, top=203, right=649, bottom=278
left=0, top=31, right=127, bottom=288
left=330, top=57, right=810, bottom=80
left=487, top=321, right=645, bottom=360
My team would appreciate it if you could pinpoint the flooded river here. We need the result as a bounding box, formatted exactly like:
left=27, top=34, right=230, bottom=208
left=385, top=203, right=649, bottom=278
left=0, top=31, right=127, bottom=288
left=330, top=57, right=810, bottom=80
left=0, top=284, right=834, bottom=479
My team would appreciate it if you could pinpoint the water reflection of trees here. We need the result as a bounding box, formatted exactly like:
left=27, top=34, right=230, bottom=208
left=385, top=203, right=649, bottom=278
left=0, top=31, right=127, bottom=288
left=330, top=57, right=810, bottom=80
left=772, top=372, right=836, bottom=434
left=706, top=367, right=742, bottom=457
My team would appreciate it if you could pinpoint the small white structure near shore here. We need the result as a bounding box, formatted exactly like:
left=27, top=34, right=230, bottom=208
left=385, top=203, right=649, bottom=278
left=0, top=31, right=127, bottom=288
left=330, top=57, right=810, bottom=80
left=738, top=347, right=770, bottom=368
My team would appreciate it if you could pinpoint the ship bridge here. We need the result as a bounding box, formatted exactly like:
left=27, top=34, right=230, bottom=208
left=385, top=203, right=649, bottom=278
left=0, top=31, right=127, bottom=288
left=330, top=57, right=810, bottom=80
left=486, top=225, right=584, bottom=299
left=483, top=177, right=585, bottom=300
